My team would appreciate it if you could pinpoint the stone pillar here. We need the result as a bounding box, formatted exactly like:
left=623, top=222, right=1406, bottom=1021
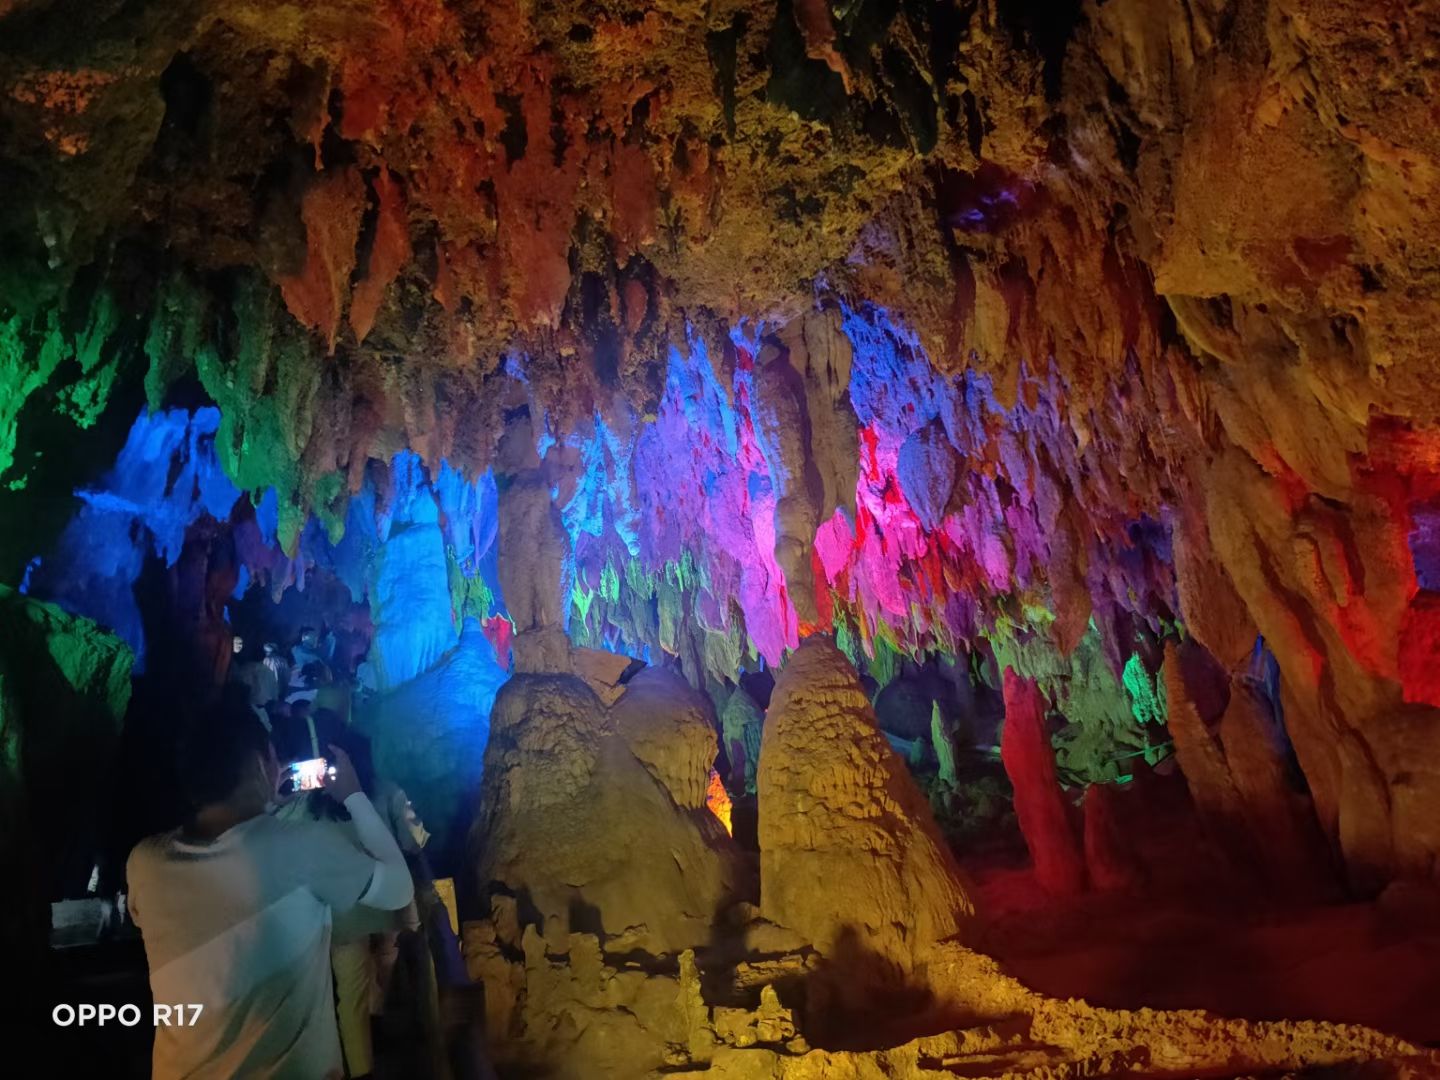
left=1000, top=668, right=1086, bottom=895
left=1082, top=782, right=1140, bottom=892
left=754, top=343, right=822, bottom=626
left=1162, top=642, right=1251, bottom=855
left=495, top=412, right=572, bottom=674
left=1163, top=640, right=1338, bottom=896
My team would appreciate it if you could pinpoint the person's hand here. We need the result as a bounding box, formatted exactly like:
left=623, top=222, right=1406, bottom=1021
left=323, top=744, right=362, bottom=802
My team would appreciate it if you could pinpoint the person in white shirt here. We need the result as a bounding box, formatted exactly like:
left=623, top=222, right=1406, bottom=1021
left=126, top=702, right=414, bottom=1080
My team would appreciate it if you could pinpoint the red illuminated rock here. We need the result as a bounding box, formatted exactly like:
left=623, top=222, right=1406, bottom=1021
left=1000, top=669, right=1087, bottom=895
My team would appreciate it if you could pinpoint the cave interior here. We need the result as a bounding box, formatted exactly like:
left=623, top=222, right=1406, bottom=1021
left=6, top=0, right=1440, bottom=1076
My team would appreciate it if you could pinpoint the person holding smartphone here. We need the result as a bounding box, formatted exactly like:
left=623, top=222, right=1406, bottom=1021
left=125, top=701, right=414, bottom=1080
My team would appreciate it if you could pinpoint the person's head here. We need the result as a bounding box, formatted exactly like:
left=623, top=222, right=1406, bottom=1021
left=301, top=660, right=331, bottom=687
left=311, top=705, right=344, bottom=740
left=263, top=641, right=278, bottom=658
left=328, top=725, right=376, bottom=797
left=299, top=626, right=318, bottom=649
left=177, top=704, right=278, bottom=812
left=231, top=635, right=245, bottom=656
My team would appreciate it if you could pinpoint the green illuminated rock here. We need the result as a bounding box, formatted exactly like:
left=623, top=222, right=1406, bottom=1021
left=0, top=583, right=132, bottom=955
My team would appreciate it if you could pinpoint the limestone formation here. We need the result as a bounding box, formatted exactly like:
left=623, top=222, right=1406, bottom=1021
left=494, top=415, right=572, bottom=675
left=612, top=667, right=722, bottom=812
left=720, top=685, right=764, bottom=795
left=757, top=638, right=974, bottom=979
left=1000, top=669, right=1087, bottom=895
left=462, top=913, right=1439, bottom=1080
left=754, top=345, right=823, bottom=626
left=1163, top=641, right=1338, bottom=897
left=570, top=646, right=639, bottom=707
left=1082, top=782, right=1140, bottom=893
left=472, top=672, right=743, bottom=958
left=1218, top=677, right=1337, bottom=897
left=11, top=0, right=1440, bottom=1073
left=1162, top=642, right=1255, bottom=867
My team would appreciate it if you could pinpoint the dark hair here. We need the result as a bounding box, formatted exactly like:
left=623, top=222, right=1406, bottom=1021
left=272, top=704, right=345, bottom=766
left=311, top=725, right=376, bottom=822
left=301, top=660, right=331, bottom=686
left=330, top=725, right=375, bottom=795
left=312, top=708, right=346, bottom=751
left=177, top=702, right=272, bottom=809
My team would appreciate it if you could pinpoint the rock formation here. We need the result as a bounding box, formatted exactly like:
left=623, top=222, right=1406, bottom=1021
left=611, top=667, right=722, bottom=812
left=471, top=672, right=743, bottom=958
left=494, top=414, right=572, bottom=675
left=463, top=642, right=1440, bottom=1078
left=1000, top=668, right=1087, bottom=895
left=757, top=639, right=975, bottom=982
left=720, top=685, right=764, bottom=795
left=8, top=0, right=1440, bottom=1073
left=354, top=617, right=507, bottom=863
left=1163, top=640, right=1337, bottom=897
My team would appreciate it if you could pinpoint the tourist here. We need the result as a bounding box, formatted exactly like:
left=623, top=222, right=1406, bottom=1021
left=126, top=704, right=413, bottom=1079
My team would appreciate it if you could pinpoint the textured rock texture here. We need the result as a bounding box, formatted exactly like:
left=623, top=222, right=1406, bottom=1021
left=758, top=639, right=974, bottom=976
left=1000, top=669, right=1086, bottom=895
left=1163, top=640, right=1338, bottom=896
left=612, top=667, right=720, bottom=811
left=462, top=634, right=1440, bottom=1078
left=471, top=672, right=743, bottom=957
left=354, top=617, right=506, bottom=865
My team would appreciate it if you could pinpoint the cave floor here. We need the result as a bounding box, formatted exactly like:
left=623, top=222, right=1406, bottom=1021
left=969, top=853, right=1440, bottom=1047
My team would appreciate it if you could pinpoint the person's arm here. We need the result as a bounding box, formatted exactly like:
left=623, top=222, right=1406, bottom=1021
left=323, top=745, right=413, bottom=911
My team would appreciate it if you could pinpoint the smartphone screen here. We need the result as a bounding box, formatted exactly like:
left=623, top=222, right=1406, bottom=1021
left=287, top=757, right=332, bottom=792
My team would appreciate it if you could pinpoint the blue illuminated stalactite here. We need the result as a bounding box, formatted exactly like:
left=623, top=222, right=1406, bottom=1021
left=28, top=406, right=240, bottom=666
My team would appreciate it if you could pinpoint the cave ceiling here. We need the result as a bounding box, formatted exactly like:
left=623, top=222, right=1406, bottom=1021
left=5, top=0, right=1431, bottom=431
left=4, top=1, right=1440, bottom=707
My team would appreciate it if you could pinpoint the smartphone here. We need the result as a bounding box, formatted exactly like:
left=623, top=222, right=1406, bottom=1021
left=287, top=757, right=334, bottom=792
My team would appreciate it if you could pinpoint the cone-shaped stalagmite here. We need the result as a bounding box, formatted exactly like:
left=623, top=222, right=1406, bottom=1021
left=758, top=638, right=974, bottom=971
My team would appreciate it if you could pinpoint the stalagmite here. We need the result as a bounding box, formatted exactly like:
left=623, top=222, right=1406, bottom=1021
left=1218, top=678, right=1336, bottom=896
left=10, top=0, right=1440, bottom=1073
left=1162, top=642, right=1254, bottom=867
left=471, top=673, right=743, bottom=957
left=757, top=639, right=974, bottom=975
left=1000, top=668, right=1087, bottom=895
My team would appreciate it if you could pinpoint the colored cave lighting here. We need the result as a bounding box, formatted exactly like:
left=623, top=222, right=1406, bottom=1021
left=705, top=767, right=733, bottom=836
left=27, top=406, right=513, bottom=688
left=546, top=304, right=1176, bottom=684
left=26, top=302, right=1180, bottom=761
left=27, top=406, right=240, bottom=665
